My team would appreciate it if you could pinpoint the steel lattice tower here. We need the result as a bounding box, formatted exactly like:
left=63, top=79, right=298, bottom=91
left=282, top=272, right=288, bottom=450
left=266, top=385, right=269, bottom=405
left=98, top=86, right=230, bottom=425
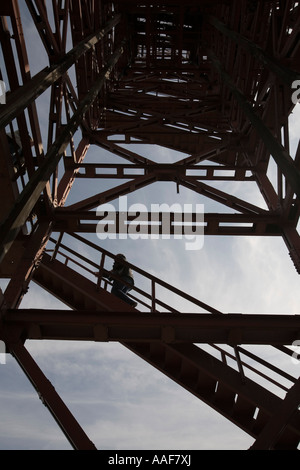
left=1, top=0, right=300, bottom=450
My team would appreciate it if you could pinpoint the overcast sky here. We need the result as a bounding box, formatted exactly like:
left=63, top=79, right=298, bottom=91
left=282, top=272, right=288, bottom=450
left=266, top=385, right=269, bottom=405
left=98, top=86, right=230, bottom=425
left=1, top=3, right=300, bottom=451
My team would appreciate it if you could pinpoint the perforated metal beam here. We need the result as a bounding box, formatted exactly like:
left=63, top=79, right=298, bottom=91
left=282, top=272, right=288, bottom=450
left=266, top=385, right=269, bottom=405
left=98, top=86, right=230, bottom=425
left=52, top=209, right=285, bottom=237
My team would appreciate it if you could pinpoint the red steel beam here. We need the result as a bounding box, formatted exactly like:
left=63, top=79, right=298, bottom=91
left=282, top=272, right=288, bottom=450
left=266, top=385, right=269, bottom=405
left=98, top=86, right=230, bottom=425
left=9, top=342, right=97, bottom=450
left=4, top=310, right=300, bottom=346
left=65, top=173, right=158, bottom=211
left=64, top=172, right=266, bottom=215
left=65, top=162, right=256, bottom=181
left=2, top=222, right=53, bottom=311
left=0, top=10, right=44, bottom=183
left=57, top=137, right=90, bottom=206
left=25, top=0, right=61, bottom=57
left=52, top=210, right=284, bottom=237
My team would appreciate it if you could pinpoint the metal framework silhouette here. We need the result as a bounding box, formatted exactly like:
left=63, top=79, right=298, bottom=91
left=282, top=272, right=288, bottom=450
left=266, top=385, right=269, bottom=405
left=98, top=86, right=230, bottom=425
left=1, top=0, right=300, bottom=450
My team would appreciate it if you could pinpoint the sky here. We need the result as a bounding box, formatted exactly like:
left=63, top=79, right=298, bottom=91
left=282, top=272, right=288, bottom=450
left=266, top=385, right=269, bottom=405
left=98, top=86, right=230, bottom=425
left=1, top=3, right=300, bottom=451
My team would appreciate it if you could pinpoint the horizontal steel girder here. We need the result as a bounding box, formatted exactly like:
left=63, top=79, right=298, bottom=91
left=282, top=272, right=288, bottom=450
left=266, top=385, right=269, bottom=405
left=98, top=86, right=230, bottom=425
left=52, top=210, right=285, bottom=236
left=4, top=310, right=300, bottom=345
